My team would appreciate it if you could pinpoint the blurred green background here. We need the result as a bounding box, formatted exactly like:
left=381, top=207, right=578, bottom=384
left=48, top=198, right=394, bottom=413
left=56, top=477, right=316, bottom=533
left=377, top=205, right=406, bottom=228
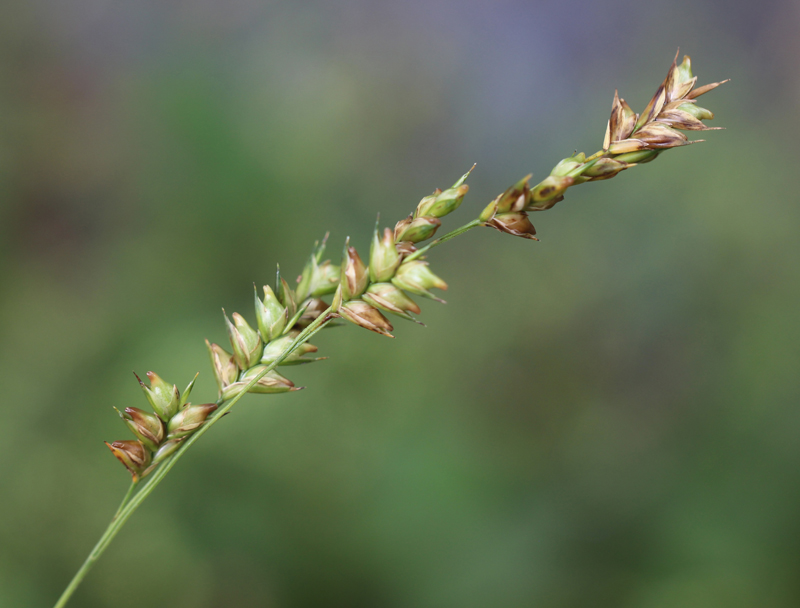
left=2, top=0, right=799, bottom=606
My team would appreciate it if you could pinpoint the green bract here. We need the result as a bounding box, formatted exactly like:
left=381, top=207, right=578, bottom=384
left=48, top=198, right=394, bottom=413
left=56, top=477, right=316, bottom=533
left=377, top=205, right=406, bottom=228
left=225, top=311, right=263, bottom=369
left=255, top=285, right=288, bottom=342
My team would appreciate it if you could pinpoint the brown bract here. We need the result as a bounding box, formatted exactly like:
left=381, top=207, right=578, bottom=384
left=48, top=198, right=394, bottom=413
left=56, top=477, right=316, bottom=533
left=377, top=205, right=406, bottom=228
left=605, top=52, right=727, bottom=155
left=337, top=300, right=394, bottom=337
left=105, top=440, right=150, bottom=482
left=486, top=212, right=538, bottom=240
left=341, top=242, right=369, bottom=300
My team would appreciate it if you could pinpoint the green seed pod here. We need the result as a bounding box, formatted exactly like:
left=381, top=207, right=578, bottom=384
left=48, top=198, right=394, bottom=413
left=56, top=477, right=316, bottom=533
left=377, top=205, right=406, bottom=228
left=362, top=282, right=422, bottom=324
left=395, top=216, right=441, bottom=244
left=309, top=261, right=340, bottom=298
left=338, top=300, right=394, bottom=337
left=152, top=438, right=183, bottom=465
left=340, top=238, right=369, bottom=300
left=528, top=175, right=574, bottom=211
left=393, top=215, right=413, bottom=242
left=494, top=175, right=532, bottom=214
left=414, top=190, right=441, bottom=218
left=118, top=407, right=165, bottom=451
left=478, top=198, right=499, bottom=223
left=676, top=54, right=693, bottom=83
left=551, top=152, right=585, bottom=177
left=611, top=150, right=660, bottom=164
left=221, top=366, right=298, bottom=399
left=370, top=227, right=402, bottom=282
left=392, top=260, right=448, bottom=302
left=582, top=158, right=630, bottom=180
left=255, top=285, right=288, bottom=342
left=485, top=212, right=538, bottom=240
left=135, top=371, right=180, bottom=422
left=431, top=184, right=469, bottom=218
left=296, top=242, right=340, bottom=300
left=225, top=311, right=263, bottom=370
left=105, top=440, right=151, bottom=482
left=206, top=340, right=238, bottom=394
left=167, top=403, right=218, bottom=439
left=678, top=102, right=714, bottom=121
left=415, top=184, right=469, bottom=219
left=260, top=332, right=322, bottom=366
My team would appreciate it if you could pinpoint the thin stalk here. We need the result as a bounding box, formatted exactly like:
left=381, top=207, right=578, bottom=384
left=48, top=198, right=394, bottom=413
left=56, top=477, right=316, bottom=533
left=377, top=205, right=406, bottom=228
left=110, top=481, right=138, bottom=521
left=53, top=481, right=139, bottom=608
left=53, top=309, right=333, bottom=608
left=405, top=219, right=481, bottom=262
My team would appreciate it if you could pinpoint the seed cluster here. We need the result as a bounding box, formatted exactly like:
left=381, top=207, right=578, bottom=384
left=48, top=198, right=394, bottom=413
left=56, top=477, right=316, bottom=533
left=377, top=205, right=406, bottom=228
left=106, top=52, right=725, bottom=482
left=107, top=183, right=467, bottom=481
left=106, top=373, right=217, bottom=482
left=478, top=52, right=727, bottom=240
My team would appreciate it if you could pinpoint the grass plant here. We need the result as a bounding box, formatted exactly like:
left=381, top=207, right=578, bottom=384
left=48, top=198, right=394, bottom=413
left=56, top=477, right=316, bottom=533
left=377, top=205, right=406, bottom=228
left=53, top=51, right=726, bottom=608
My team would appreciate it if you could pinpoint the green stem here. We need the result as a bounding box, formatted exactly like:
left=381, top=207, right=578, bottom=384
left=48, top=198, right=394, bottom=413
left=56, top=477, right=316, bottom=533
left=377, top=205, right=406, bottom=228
left=111, top=480, right=138, bottom=521
left=52, top=481, right=138, bottom=608
left=52, top=309, right=333, bottom=608
left=405, top=219, right=481, bottom=262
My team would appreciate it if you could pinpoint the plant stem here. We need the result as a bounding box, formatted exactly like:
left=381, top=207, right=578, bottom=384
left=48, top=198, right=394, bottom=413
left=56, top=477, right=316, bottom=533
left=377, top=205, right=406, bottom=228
left=111, top=481, right=138, bottom=521
left=405, top=219, right=481, bottom=262
left=53, top=481, right=138, bottom=608
left=52, top=309, right=333, bottom=608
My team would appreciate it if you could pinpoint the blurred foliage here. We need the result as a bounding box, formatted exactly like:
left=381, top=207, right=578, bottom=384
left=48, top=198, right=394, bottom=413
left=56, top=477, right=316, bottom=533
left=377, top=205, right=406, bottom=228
left=1, top=0, right=800, bottom=606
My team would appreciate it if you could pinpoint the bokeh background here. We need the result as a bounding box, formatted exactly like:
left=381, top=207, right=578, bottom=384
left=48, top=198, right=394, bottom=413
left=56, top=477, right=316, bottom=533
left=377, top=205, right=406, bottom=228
left=2, top=0, right=799, bottom=606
